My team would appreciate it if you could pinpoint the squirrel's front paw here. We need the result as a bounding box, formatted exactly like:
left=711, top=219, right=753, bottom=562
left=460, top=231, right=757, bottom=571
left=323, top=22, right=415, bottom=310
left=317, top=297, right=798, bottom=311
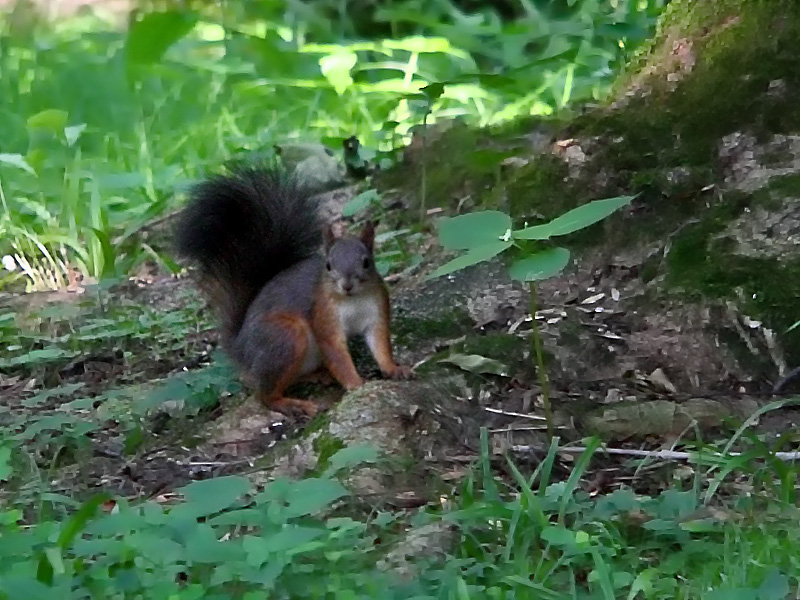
left=385, top=364, right=414, bottom=380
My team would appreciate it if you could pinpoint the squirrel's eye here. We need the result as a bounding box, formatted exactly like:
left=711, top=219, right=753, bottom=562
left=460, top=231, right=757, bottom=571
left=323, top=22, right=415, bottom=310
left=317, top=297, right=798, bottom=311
left=362, top=257, right=370, bottom=269
left=326, top=261, right=332, bottom=271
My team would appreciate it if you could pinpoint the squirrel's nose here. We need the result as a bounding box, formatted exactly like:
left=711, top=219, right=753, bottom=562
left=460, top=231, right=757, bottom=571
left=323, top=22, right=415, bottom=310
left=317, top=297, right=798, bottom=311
left=343, top=281, right=354, bottom=293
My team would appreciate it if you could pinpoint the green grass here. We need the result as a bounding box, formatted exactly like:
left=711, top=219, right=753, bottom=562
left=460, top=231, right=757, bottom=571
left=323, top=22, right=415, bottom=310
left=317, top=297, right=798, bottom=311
left=2, top=429, right=800, bottom=599
left=0, top=0, right=664, bottom=290
left=9, top=3, right=799, bottom=599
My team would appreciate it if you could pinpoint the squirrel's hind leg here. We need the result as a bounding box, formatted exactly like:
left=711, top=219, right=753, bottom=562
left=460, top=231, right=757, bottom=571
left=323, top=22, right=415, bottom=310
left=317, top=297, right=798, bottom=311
left=254, top=313, right=320, bottom=417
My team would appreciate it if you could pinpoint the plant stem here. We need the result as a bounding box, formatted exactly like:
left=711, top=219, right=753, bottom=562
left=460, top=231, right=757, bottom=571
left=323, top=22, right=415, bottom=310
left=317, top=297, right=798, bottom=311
left=529, top=282, right=553, bottom=440
left=420, top=111, right=428, bottom=224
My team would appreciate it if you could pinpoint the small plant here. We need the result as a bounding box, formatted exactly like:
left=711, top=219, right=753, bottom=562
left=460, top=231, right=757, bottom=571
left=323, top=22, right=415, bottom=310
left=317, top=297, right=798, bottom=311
left=341, top=188, right=424, bottom=277
left=429, top=196, right=636, bottom=437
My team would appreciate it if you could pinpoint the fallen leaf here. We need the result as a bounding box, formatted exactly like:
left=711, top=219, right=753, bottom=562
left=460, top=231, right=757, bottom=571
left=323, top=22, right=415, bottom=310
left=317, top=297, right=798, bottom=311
left=440, top=354, right=510, bottom=377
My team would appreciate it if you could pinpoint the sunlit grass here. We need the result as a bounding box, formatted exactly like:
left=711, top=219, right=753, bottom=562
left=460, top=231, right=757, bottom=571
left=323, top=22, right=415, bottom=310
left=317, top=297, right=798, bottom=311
left=0, top=0, right=664, bottom=291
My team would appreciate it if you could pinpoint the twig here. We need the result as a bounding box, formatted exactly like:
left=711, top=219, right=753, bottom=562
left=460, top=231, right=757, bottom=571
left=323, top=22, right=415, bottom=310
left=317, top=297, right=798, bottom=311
left=484, top=407, right=547, bottom=421
left=489, top=426, right=549, bottom=433
left=512, top=445, right=800, bottom=462
left=182, top=460, right=255, bottom=468
left=529, top=282, right=554, bottom=441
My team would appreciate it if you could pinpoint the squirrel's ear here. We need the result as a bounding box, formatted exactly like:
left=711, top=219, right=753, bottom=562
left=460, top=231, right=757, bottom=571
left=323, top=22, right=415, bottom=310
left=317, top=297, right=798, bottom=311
left=323, top=223, right=336, bottom=250
left=360, top=220, right=375, bottom=250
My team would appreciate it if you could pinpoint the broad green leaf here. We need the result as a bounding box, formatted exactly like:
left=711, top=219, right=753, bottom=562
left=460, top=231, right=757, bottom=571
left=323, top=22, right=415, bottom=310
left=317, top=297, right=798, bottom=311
left=0, top=576, right=56, bottom=599
left=43, top=547, right=64, bottom=576
left=284, top=478, right=349, bottom=517
left=341, top=189, right=379, bottom=217
left=324, top=445, right=379, bottom=475
left=420, top=82, right=445, bottom=101
left=185, top=523, right=242, bottom=563
left=26, top=109, right=68, bottom=133
left=540, top=525, right=576, bottom=546
left=758, top=570, right=790, bottom=600
left=0, top=153, right=35, bottom=175
left=180, top=476, right=252, bottom=516
left=126, top=10, right=197, bottom=67
left=319, top=51, right=358, bottom=95
left=0, top=348, right=77, bottom=368
left=513, top=195, right=636, bottom=240
left=0, top=445, right=12, bottom=482
left=436, top=211, right=512, bottom=250
left=427, top=240, right=511, bottom=279
left=22, top=383, right=85, bottom=408
left=209, top=509, right=265, bottom=527
left=35, top=550, right=54, bottom=585
left=440, top=354, right=509, bottom=377
left=508, top=247, right=570, bottom=282
left=127, top=532, right=183, bottom=565
left=64, top=124, right=86, bottom=147
left=139, top=376, right=192, bottom=409
left=243, top=527, right=325, bottom=567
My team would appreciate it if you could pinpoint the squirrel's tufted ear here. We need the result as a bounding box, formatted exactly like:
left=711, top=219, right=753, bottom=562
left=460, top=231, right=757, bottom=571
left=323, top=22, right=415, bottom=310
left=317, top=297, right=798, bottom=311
left=360, top=220, right=375, bottom=250
left=323, top=223, right=336, bottom=250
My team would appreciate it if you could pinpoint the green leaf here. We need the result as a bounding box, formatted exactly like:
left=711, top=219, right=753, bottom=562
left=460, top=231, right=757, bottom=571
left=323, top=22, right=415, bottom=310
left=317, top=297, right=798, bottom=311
left=43, top=547, right=65, bottom=576
left=35, top=551, right=54, bottom=585
left=243, top=526, right=324, bottom=564
left=0, top=348, right=78, bottom=368
left=436, top=211, right=512, bottom=250
left=427, top=240, right=512, bottom=280
left=319, top=51, right=358, bottom=95
left=341, top=189, right=380, bottom=217
left=0, top=153, right=36, bottom=175
left=508, top=247, right=570, bottom=282
left=284, top=478, right=349, bottom=517
left=758, top=570, right=789, bottom=600
left=209, top=509, right=265, bottom=527
left=180, top=476, right=252, bottom=517
left=440, top=354, right=509, bottom=377
left=540, top=525, right=576, bottom=546
left=0, top=576, right=56, bottom=600
left=64, top=124, right=87, bottom=147
left=126, top=10, right=197, bottom=67
left=185, top=523, right=242, bottom=563
left=513, top=195, right=636, bottom=240
left=57, top=493, right=111, bottom=549
left=26, top=109, right=68, bottom=133
left=324, top=445, right=379, bottom=475
left=0, top=445, right=12, bottom=481
left=420, top=82, right=445, bottom=102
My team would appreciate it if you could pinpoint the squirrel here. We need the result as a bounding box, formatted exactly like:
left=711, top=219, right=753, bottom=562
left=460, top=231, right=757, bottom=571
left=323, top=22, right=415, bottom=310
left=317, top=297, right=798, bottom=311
left=175, top=165, right=412, bottom=416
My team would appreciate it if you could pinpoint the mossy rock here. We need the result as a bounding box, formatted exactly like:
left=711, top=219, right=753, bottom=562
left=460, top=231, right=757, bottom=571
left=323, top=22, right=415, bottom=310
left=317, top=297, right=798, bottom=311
left=243, top=379, right=478, bottom=503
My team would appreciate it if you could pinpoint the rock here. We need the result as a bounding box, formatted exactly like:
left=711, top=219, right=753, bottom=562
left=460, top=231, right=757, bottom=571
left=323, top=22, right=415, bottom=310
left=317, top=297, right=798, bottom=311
left=579, top=397, right=760, bottom=440
left=209, top=378, right=477, bottom=501
left=377, top=521, right=457, bottom=581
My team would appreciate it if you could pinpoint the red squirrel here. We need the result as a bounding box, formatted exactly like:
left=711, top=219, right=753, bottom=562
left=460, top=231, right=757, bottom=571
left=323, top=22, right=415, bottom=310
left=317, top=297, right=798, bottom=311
left=176, top=166, right=412, bottom=416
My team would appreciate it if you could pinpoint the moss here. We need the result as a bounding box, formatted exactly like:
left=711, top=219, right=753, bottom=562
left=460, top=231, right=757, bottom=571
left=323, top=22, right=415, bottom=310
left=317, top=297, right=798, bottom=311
left=376, top=122, right=488, bottom=210
left=392, top=308, right=473, bottom=349
left=753, top=174, right=800, bottom=209
left=312, top=432, right=346, bottom=474
left=607, top=2, right=800, bottom=159
left=665, top=193, right=800, bottom=367
left=504, top=153, right=573, bottom=218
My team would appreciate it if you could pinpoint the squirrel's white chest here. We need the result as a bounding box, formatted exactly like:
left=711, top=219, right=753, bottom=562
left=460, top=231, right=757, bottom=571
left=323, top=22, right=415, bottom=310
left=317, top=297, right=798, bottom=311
left=299, top=295, right=379, bottom=376
left=337, top=295, right=380, bottom=337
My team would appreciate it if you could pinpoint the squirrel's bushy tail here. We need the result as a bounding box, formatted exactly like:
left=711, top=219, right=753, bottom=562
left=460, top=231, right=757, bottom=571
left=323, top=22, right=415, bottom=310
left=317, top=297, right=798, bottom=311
left=175, top=166, right=322, bottom=340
